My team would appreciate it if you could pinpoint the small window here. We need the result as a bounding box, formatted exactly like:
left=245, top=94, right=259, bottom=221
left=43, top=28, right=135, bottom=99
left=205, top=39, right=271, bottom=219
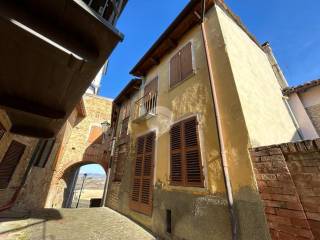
left=0, top=141, right=26, bottom=189
left=170, top=42, right=194, bottom=88
left=0, top=122, right=6, bottom=141
left=170, top=117, right=203, bottom=187
left=33, top=139, right=56, bottom=168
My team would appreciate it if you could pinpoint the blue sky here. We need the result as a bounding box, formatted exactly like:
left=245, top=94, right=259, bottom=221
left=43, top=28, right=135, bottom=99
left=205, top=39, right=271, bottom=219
left=80, top=164, right=105, bottom=175
left=100, top=0, right=320, bottom=99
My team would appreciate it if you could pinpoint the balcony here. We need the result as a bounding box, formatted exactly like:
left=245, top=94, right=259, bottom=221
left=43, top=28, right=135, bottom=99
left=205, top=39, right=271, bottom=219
left=0, top=0, right=127, bottom=138
left=133, top=92, right=158, bottom=123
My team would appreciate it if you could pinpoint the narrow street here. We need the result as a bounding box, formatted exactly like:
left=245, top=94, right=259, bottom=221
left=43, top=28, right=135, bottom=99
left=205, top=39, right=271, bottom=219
left=0, top=208, right=155, bottom=240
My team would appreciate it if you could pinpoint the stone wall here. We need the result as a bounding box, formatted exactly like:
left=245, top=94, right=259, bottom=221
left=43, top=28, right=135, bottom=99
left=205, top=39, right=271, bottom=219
left=250, top=139, right=320, bottom=239
left=306, top=104, right=320, bottom=135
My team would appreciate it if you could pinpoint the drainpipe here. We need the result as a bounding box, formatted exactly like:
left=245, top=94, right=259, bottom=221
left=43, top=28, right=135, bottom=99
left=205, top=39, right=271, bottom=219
left=261, top=42, right=304, bottom=140
left=200, top=1, right=237, bottom=239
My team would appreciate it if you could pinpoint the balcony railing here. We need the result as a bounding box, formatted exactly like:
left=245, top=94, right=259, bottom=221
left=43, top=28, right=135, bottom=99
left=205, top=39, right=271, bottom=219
left=133, top=92, right=158, bottom=122
left=81, top=0, right=126, bottom=25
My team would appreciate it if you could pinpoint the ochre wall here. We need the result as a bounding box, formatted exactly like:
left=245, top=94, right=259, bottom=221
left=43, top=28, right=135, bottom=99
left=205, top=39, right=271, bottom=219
left=216, top=6, right=300, bottom=147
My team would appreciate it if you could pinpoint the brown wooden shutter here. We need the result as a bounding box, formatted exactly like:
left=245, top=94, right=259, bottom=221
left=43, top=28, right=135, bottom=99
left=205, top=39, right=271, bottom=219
left=180, top=42, right=193, bottom=81
left=183, top=117, right=203, bottom=187
left=0, top=141, right=26, bottom=189
left=130, top=132, right=155, bottom=216
left=170, top=117, right=203, bottom=187
left=170, top=52, right=181, bottom=88
left=170, top=123, right=183, bottom=185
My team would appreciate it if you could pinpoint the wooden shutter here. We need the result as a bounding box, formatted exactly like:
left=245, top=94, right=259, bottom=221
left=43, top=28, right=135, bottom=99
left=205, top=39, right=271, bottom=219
left=170, top=124, right=183, bottom=185
left=180, top=42, right=193, bottom=81
left=170, top=52, right=181, bottom=88
left=0, top=141, right=26, bottom=189
left=183, top=117, right=203, bottom=187
left=170, top=117, right=203, bottom=187
left=170, top=42, right=194, bottom=88
left=34, top=139, right=55, bottom=168
left=130, top=132, right=155, bottom=216
left=0, top=122, right=5, bottom=141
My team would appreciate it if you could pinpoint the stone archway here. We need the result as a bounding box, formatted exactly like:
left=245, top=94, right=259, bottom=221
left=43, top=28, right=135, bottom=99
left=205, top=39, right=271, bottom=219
left=50, top=160, right=107, bottom=209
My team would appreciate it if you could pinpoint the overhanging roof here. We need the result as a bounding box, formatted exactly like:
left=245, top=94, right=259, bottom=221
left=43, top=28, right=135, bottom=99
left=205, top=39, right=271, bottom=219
left=130, top=0, right=262, bottom=77
left=283, top=79, right=320, bottom=96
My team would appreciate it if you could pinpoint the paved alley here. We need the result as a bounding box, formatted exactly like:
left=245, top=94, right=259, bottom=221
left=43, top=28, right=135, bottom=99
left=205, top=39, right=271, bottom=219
left=0, top=208, right=155, bottom=240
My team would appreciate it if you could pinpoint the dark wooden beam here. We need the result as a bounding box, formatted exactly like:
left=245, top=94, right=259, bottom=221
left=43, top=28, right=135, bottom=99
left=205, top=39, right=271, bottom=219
left=168, top=38, right=178, bottom=48
left=150, top=57, right=160, bottom=65
left=193, top=11, right=202, bottom=22
left=10, top=125, right=55, bottom=138
left=0, top=96, right=66, bottom=119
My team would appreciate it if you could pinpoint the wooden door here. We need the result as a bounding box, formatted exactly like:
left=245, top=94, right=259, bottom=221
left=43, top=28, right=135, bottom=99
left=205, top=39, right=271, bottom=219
left=130, top=132, right=155, bottom=216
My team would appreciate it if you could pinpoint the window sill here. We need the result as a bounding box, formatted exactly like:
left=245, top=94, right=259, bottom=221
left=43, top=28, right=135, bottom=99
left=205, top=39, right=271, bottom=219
left=164, top=185, right=209, bottom=195
left=168, top=71, right=196, bottom=92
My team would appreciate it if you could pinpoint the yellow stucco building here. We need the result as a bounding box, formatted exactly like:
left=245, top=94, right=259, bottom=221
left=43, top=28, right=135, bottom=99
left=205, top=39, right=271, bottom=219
left=106, top=1, right=301, bottom=239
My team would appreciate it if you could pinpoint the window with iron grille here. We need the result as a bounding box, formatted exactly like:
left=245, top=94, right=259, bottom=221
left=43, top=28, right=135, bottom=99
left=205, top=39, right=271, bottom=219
left=170, top=42, right=194, bottom=88
left=170, top=116, right=203, bottom=187
left=32, top=139, right=56, bottom=168
left=0, top=141, right=26, bottom=189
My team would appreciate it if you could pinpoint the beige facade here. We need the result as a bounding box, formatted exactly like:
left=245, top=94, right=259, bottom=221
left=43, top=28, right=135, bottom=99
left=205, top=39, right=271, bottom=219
left=106, top=1, right=301, bottom=240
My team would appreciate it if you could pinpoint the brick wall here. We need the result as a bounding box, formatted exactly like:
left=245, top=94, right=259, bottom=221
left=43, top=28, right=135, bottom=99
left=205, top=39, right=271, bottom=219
left=306, top=104, right=320, bottom=135
left=250, top=139, right=320, bottom=240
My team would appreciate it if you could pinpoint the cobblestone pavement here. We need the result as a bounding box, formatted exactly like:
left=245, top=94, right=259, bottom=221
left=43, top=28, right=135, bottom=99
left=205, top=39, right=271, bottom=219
left=0, top=208, right=155, bottom=240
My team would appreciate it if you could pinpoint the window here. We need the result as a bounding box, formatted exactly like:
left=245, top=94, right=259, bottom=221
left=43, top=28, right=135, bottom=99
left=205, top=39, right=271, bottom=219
left=170, top=117, right=203, bottom=187
left=130, top=132, right=155, bottom=216
left=170, top=42, right=194, bottom=88
left=0, top=141, right=26, bottom=189
left=0, top=122, right=5, bottom=141
left=33, top=139, right=56, bottom=168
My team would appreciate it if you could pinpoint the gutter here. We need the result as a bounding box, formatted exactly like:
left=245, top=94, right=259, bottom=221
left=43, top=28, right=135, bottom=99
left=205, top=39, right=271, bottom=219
left=200, top=1, right=238, bottom=239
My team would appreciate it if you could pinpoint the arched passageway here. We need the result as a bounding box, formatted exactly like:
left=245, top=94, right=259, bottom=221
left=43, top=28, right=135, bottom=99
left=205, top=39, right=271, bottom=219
left=50, top=161, right=107, bottom=209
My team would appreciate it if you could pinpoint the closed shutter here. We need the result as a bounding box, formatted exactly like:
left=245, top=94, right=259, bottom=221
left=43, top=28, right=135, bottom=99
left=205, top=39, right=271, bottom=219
left=170, top=117, right=203, bottom=187
left=170, top=124, right=183, bottom=185
left=170, top=42, right=194, bottom=88
left=170, top=52, right=181, bottom=88
left=130, top=132, right=155, bottom=216
left=0, top=141, right=26, bottom=189
left=184, top=117, right=203, bottom=187
left=0, top=122, right=5, bottom=141
left=180, top=42, right=193, bottom=81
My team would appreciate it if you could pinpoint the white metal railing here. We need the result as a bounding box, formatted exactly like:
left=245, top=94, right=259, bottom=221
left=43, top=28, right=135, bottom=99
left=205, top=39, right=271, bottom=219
left=134, top=92, right=158, bottom=120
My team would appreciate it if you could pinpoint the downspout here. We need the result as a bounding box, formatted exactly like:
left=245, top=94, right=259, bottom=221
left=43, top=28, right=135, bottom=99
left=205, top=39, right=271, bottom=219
left=200, top=1, right=238, bottom=239
left=261, top=42, right=304, bottom=140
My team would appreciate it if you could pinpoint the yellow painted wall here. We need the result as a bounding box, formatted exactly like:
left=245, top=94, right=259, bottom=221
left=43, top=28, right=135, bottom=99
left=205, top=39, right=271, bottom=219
left=130, top=23, right=225, bottom=196
left=216, top=6, right=300, bottom=147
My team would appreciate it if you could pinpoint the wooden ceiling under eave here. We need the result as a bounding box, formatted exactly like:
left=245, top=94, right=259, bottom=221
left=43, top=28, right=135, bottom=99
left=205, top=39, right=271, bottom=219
left=130, top=0, right=215, bottom=77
